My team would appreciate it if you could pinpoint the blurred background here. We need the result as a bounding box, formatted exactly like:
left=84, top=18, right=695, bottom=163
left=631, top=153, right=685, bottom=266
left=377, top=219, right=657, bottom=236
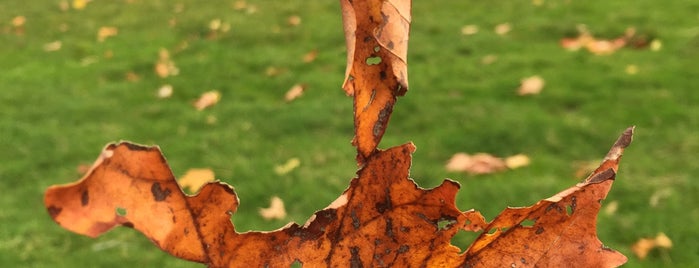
left=1, top=0, right=697, bottom=266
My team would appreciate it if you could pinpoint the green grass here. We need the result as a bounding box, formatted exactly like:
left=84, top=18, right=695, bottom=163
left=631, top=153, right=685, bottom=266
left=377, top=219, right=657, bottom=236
left=1, top=0, right=697, bottom=267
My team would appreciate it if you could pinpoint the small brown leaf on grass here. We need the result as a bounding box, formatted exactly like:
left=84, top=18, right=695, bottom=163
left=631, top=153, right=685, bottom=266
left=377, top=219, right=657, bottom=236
left=518, top=75, right=545, bottom=95
left=193, top=90, right=221, bottom=110
left=302, top=49, right=318, bottom=63
left=178, top=168, right=216, bottom=193
left=11, top=16, right=26, bottom=27
left=287, top=15, right=302, bottom=27
left=97, top=26, right=118, bottom=42
left=446, top=153, right=507, bottom=175
left=284, top=84, right=306, bottom=102
left=632, top=233, right=672, bottom=260
left=155, top=49, right=179, bottom=78
left=259, top=196, right=287, bottom=220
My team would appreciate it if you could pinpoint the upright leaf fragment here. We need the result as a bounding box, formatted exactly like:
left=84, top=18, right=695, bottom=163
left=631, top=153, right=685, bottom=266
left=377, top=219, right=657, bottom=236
left=341, top=0, right=411, bottom=162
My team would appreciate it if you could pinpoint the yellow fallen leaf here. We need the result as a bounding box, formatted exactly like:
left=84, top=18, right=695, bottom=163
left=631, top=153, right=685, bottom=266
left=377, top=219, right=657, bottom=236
left=154, top=48, right=179, bottom=78
left=275, top=158, right=301, bottom=175
left=233, top=0, right=247, bottom=10
left=518, top=75, right=545, bottom=96
left=446, top=153, right=507, bottom=175
left=157, top=84, right=173, bottom=99
left=603, top=200, right=618, bottom=216
left=259, top=196, right=287, bottom=220
left=460, top=25, right=479, bottom=35
left=178, top=168, right=216, bottom=193
left=284, top=84, right=306, bottom=102
left=287, top=15, right=302, bottom=26
left=649, top=188, right=673, bottom=207
left=11, top=16, right=26, bottom=27
left=481, top=54, right=497, bottom=65
left=72, top=0, right=91, bottom=10
left=193, top=90, right=221, bottom=111
left=97, top=26, right=118, bottom=42
left=43, top=41, right=62, bottom=52
left=625, top=64, right=639, bottom=75
left=505, top=154, right=530, bottom=169
left=650, top=39, right=662, bottom=51
left=632, top=232, right=672, bottom=260
left=495, top=23, right=511, bottom=35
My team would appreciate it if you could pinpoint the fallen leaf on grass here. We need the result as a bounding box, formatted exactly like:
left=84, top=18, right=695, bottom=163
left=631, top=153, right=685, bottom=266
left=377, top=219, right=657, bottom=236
left=603, top=200, right=618, bottom=216
left=11, top=16, right=26, bottom=27
left=178, top=168, right=216, bottom=193
left=632, top=233, right=672, bottom=260
left=43, top=41, right=62, bottom=52
left=494, top=23, right=511, bottom=35
left=72, top=0, right=91, bottom=10
left=97, top=26, right=118, bottom=42
left=446, top=153, right=507, bottom=175
left=259, top=196, right=287, bottom=220
left=274, top=158, right=300, bottom=175
left=560, top=26, right=642, bottom=55
left=504, top=154, right=530, bottom=169
left=155, top=48, right=179, bottom=78
left=649, top=188, right=673, bottom=207
left=287, top=15, right=302, bottom=26
left=302, top=49, right=318, bottom=63
left=518, top=75, right=545, bottom=95
left=157, top=84, right=173, bottom=99
left=460, top=24, right=478, bottom=35
left=284, top=84, right=306, bottom=102
left=193, top=91, right=221, bottom=111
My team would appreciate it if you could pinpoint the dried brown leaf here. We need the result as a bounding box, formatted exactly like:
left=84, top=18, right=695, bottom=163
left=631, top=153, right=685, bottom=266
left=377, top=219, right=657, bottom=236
left=193, top=91, right=221, bottom=111
left=446, top=153, right=507, bottom=175
left=259, top=196, right=287, bottom=220
left=284, top=84, right=306, bottom=102
left=302, top=49, right=318, bottom=63
left=518, top=75, right=545, bottom=96
left=97, top=26, right=118, bottom=42
left=632, top=233, right=672, bottom=260
left=341, top=0, right=411, bottom=163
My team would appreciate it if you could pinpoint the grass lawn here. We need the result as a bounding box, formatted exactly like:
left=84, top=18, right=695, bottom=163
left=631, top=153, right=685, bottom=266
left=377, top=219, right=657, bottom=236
left=1, top=0, right=697, bottom=267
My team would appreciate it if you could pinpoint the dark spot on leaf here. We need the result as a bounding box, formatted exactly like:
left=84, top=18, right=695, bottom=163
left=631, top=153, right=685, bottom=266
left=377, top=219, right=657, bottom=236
left=373, top=103, right=393, bottom=140
left=151, top=182, right=171, bottom=201
left=351, top=209, right=361, bottom=229
left=385, top=218, right=395, bottom=239
left=588, top=168, right=616, bottom=183
left=81, top=190, right=89, bottom=206
left=387, top=41, right=394, bottom=49
left=397, top=245, right=409, bottom=253
left=535, top=227, right=544, bottom=235
left=521, top=258, right=527, bottom=264
left=350, top=246, right=363, bottom=268
left=122, top=222, right=134, bottom=228
left=47, top=206, right=62, bottom=218
left=379, top=70, right=387, bottom=80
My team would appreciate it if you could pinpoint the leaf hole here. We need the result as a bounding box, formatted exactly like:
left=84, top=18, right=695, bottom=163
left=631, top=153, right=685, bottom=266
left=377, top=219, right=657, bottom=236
left=566, top=205, right=574, bottom=216
left=115, top=207, right=127, bottom=216
left=373, top=46, right=380, bottom=52
left=520, top=219, right=536, bottom=227
left=450, top=229, right=480, bottom=254
left=365, top=56, right=382, bottom=65
left=290, top=259, right=303, bottom=268
left=437, top=218, right=456, bottom=230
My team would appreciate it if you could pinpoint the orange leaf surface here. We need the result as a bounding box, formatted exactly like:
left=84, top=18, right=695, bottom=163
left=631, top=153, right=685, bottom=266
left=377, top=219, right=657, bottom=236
left=341, top=0, right=411, bottom=162
left=463, top=127, right=632, bottom=267
left=45, top=127, right=631, bottom=267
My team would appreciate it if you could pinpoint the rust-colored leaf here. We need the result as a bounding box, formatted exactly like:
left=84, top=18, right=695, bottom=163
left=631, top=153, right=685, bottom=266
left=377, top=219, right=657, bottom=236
left=341, top=0, right=411, bottom=163
left=462, top=127, right=633, bottom=267
left=45, top=127, right=631, bottom=267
